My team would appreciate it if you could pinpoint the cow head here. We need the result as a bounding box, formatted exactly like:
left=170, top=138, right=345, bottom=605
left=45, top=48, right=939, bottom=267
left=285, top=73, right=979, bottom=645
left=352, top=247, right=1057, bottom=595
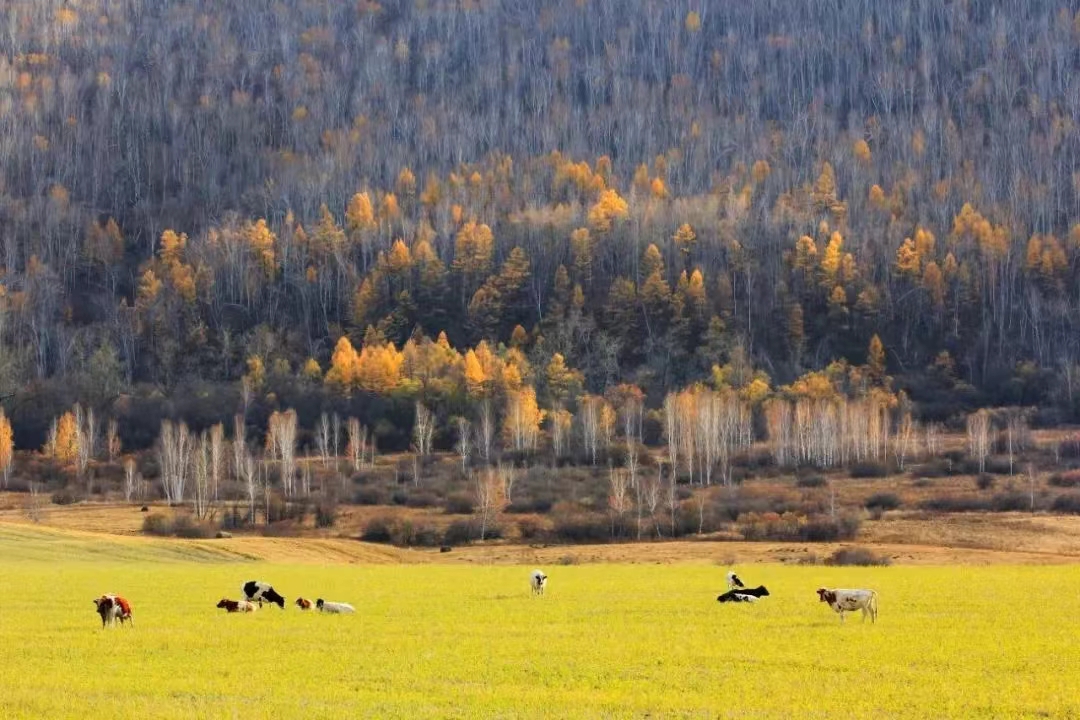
left=94, top=596, right=114, bottom=612
left=316, top=599, right=325, bottom=609
left=816, top=588, right=835, bottom=603
left=756, top=586, right=770, bottom=597
left=216, top=599, right=231, bottom=609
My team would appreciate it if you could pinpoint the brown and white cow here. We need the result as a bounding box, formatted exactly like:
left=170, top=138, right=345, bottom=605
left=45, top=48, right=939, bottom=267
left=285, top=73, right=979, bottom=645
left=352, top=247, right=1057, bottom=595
left=295, top=597, right=313, bottom=610
left=217, top=599, right=257, bottom=613
left=93, top=594, right=133, bottom=628
left=816, top=587, right=878, bottom=623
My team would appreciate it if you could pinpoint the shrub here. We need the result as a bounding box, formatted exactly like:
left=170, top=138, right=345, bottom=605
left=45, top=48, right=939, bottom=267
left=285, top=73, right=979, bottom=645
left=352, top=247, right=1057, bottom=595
left=444, top=494, right=475, bottom=515
left=354, top=486, right=388, bottom=506
left=1048, top=471, right=1080, bottom=488
left=398, top=521, right=441, bottom=547
left=736, top=512, right=860, bottom=542
left=1051, top=494, right=1080, bottom=514
left=50, top=488, right=80, bottom=505
left=976, top=473, right=996, bottom=490
left=315, top=500, right=337, bottom=528
left=551, top=512, right=609, bottom=543
left=795, top=474, right=827, bottom=488
left=517, top=517, right=545, bottom=540
left=442, top=519, right=476, bottom=546
left=171, top=514, right=216, bottom=539
left=990, top=492, right=1029, bottom=512
left=864, top=493, right=901, bottom=511
left=849, top=461, right=889, bottom=478
left=142, top=513, right=173, bottom=536
left=361, top=516, right=396, bottom=543
left=919, top=496, right=992, bottom=512
left=1058, top=436, right=1080, bottom=459
left=825, top=547, right=891, bottom=566
left=403, top=490, right=440, bottom=509
left=506, top=494, right=555, bottom=514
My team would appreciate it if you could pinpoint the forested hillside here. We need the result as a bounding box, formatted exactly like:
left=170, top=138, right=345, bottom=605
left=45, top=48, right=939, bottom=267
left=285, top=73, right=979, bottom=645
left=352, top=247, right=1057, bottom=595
left=2, top=0, right=1080, bottom=451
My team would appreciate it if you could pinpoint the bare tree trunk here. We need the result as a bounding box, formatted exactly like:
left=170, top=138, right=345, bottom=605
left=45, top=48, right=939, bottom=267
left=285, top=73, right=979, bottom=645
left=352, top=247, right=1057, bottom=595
left=317, top=412, right=331, bottom=467
left=192, top=431, right=211, bottom=519
left=123, top=456, right=136, bottom=503
left=414, top=402, right=435, bottom=456
left=347, top=417, right=366, bottom=471
left=456, top=417, right=472, bottom=471
left=210, top=423, right=225, bottom=504
left=478, top=398, right=495, bottom=463
left=158, top=420, right=190, bottom=506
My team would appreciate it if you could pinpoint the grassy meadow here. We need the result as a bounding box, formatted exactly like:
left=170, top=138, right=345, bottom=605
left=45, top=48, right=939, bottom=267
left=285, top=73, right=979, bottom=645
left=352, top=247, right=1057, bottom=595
left=0, top=528, right=1078, bottom=718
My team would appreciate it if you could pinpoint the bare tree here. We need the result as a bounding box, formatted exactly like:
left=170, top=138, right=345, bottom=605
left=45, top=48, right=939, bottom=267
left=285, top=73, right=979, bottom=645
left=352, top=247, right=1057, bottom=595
left=191, top=431, right=212, bottom=519
left=209, top=423, right=225, bottom=504
left=123, top=456, right=137, bottom=503
left=663, top=394, right=679, bottom=484
left=267, top=409, right=299, bottom=496
left=497, top=462, right=517, bottom=505
left=455, top=416, right=472, bottom=471
left=107, top=419, right=121, bottom=463
left=414, top=402, right=435, bottom=457
left=158, top=420, right=190, bottom=506
left=317, top=412, right=331, bottom=467
left=966, top=409, right=993, bottom=474
left=332, top=413, right=342, bottom=464
left=240, top=446, right=257, bottom=524
left=474, top=467, right=504, bottom=540
left=347, top=417, right=366, bottom=471
left=925, top=422, right=943, bottom=457
left=1027, top=463, right=1038, bottom=513
left=478, top=398, right=495, bottom=463
left=608, top=465, right=629, bottom=537
left=1006, top=410, right=1029, bottom=476
left=893, top=412, right=915, bottom=471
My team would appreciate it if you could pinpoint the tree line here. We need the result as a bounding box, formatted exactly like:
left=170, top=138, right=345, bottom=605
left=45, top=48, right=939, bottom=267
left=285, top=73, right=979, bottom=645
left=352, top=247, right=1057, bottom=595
left=1, top=0, right=1080, bottom=451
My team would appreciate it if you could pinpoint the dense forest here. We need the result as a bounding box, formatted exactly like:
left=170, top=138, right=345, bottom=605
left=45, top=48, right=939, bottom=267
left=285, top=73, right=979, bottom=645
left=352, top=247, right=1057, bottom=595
left=2, top=0, right=1080, bottom=456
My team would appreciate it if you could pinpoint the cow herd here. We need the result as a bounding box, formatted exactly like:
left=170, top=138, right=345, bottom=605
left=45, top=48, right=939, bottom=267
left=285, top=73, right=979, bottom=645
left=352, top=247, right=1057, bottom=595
left=92, top=568, right=880, bottom=629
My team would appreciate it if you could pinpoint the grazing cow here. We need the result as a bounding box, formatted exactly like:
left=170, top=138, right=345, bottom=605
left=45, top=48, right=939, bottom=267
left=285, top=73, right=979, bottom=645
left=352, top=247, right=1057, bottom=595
left=717, top=585, right=770, bottom=603
left=93, top=594, right=133, bottom=628
left=816, top=587, right=879, bottom=623
left=315, top=599, right=355, bottom=614
left=216, top=599, right=257, bottom=613
left=295, top=597, right=313, bottom=610
left=726, top=571, right=746, bottom=591
left=530, top=569, right=548, bottom=596
left=242, top=581, right=285, bottom=609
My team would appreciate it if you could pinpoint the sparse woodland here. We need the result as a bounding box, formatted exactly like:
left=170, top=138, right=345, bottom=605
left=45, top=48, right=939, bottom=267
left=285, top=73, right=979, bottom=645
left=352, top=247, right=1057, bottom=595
left=2, top=1, right=1080, bottom=540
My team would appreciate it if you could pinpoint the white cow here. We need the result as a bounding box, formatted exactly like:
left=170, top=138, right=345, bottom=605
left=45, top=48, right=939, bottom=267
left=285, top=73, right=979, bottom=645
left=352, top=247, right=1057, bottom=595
left=316, top=599, right=355, bottom=614
left=816, top=587, right=878, bottom=623
left=530, top=569, right=548, bottom=596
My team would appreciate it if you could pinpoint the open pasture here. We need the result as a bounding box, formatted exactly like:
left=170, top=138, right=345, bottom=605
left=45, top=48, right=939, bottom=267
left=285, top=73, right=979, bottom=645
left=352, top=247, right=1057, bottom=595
left=1, top=539, right=1078, bottom=718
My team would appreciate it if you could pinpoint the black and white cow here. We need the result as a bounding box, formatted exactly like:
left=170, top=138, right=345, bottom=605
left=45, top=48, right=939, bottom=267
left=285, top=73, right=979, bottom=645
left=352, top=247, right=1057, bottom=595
left=242, top=581, right=285, bottom=609
left=726, top=570, right=746, bottom=591
left=717, top=585, right=770, bottom=603
left=816, top=587, right=878, bottom=623
left=530, top=569, right=548, bottom=596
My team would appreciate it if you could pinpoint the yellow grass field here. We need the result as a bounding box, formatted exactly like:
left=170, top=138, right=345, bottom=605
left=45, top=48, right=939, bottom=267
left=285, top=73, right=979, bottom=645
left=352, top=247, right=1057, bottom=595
left=1, top=526, right=1079, bottom=718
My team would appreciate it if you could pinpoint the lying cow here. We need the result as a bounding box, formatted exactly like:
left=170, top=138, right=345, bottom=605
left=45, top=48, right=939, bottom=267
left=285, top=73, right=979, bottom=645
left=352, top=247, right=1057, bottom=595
left=242, top=581, right=285, bottom=609
left=530, top=569, right=548, bottom=596
left=93, top=594, right=133, bottom=628
left=217, top=599, right=257, bottom=613
left=717, top=585, right=770, bottom=603
left=315, top=599, right=355, bottom=614
left=816, top=587, right=878, bottom=623
left=295, top=597, right=313, bottom=610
